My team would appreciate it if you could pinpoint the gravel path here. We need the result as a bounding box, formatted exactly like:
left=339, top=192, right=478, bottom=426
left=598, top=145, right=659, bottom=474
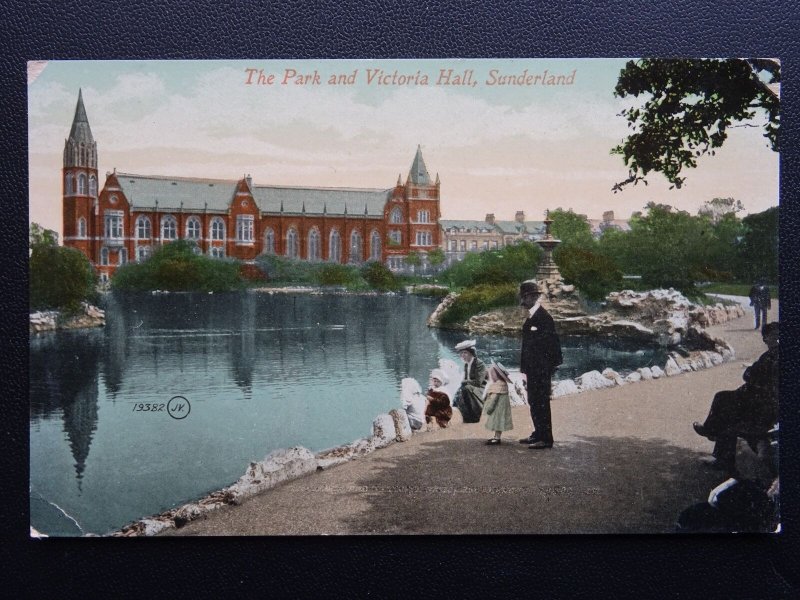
left=165, top=304, right=778, bottom=535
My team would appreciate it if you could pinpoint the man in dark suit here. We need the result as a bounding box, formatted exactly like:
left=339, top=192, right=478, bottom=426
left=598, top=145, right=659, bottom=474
left=517, top=280, right=563, bottom=449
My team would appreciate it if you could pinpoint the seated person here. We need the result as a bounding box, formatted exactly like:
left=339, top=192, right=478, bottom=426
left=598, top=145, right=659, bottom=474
left=425, top=369, right=453, bottom=428
left=693, top=321, right=779, bottom=474
left=401, top=378, right=428, bottom=431
left=676, top=477, right=779, bottom=533
left=453, top=339, right=488, bottom=424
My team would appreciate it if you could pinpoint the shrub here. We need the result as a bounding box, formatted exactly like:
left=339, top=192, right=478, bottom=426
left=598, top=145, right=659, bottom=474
left=441, top=241, right=541, bottom=289
left=112, top=240, right=242, bottom=292
left=439, top=283, right=518, bottom=325
left=556, top=245, right=623, bottom=301
left=313, top=263, right=363, bottom=287
left=361, top=261, right=401, bottom=291
left=255, top=254, right=316, bottom=283
left=30, top=242, right=97, bottom=312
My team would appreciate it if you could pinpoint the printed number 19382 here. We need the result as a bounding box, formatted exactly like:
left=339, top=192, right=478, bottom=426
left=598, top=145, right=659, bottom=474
left=132, top=403, right=166, bottom=412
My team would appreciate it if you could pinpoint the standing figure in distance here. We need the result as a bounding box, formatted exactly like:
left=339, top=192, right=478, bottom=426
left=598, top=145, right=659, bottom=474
left=517, top=280, right=563, bottom=450
left=454, top=339, right=487, bottom=424
left=749, top=279, right=772, bottom=332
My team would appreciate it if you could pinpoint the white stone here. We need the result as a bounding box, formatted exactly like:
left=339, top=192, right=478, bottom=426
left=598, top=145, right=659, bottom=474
left=141, top=518, right=175, bottom=537
left=709, top=352, right=723, bottom=366
left=576, top=370, right=617, bottom=391
left=552, top=379, right=579, bottom=398
left=637, top=367, right=653, bottom=380
left=389, top=408, right=413, bottom=442
left=650, top=365, right=665, bottom=378
left=664, top=357, right=682, bottom=377
left=624, top=371, right=642, bottom=383
left=602, top=368, right=625, bottom=385
left=371, top=413, right=396, bottom=449
left=227, top=446, right=318, bottom=505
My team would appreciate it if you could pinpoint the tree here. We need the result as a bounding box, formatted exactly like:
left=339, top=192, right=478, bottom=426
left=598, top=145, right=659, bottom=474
left=698, top=197, right=745, bottom=224
left=29, top=222, right=96, bottom=311
left=405, top=251, right=422, bottom=274
left=427, top=247, right=446, bottom=272
left=735, top=206, right=778, bottom=283
left=612, top=58, right=780, bottom=191
left=548, top=208, right=595, bottom=248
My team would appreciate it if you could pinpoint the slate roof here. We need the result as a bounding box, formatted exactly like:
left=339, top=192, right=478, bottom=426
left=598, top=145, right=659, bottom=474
left=114, top=173, right=391, bottom=216
left=68, top=89, right=94, bottom=144
left=408, top=146, right=431, bottom=185
left=439, top=220, right=497, bottom=233
left=494, top=220, right=546, bottom=236
left=252, top=185, right=391, bottom=217
left=115, top=173, right=238, bottom=212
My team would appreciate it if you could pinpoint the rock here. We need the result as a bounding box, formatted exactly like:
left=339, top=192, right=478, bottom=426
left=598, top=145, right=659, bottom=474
left=561, top=284, right=575, bottom=293
left=141, top=518, right=175, bottom=537
left=650, top=366, right=665, bottom=379
left=625, top=371, right=642, bottom=383
left=552, top=378, right=579, bottom=398
left=427, top=292, right=460, bottom=327
left=389, top=408, right=412, bottom=442
left=708, top=352, right=723, bottom=366
left=371, top=413, right=396, bottom=449
left=602, top=368, right=625, bottom=385
left=664, top=357, right=682, bottom=377
left=637, top=367, right=653, bottom=380
left=576, top=370, right=617, bottom=391
left=226, top=446, right=318, bottom=505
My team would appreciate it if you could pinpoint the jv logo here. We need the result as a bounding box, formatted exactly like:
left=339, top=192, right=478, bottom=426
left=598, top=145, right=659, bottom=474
left=167, top=396, right=191, bottom=420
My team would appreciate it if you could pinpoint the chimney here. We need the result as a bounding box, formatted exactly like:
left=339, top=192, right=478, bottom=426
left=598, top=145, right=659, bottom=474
left=515, top=211, right=525, bottom=223
left=603, top=210, right=614, bottom=223
left=485, top=213, right=495, bottom=225
left=245, top=174, right=253, bottom=188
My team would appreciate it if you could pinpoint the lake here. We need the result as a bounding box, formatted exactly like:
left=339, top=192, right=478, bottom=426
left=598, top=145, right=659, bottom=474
left=29, top=291, right=667, bottom=535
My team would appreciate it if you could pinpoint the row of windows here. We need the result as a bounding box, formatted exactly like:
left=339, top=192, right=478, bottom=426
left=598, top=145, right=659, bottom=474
left=65, top=173, right=98, bottom=196
left=447, top=239, right=499, bottom=251
left=389, top=208, right=432, bottom=224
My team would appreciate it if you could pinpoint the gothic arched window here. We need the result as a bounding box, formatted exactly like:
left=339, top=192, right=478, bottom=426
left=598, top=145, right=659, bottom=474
left=211, top=217, right=226, bottom=241
left=285, top=227, right=299, bottom=259
left=161, top=215, right=177, bottom=240
left=186, top=216, right=201, bottom=240
left=349, top=230, right=363, bottom=264
left=77, top=173, right=87, bottom=195
left=135, top=216, right=151, bottom=239
left=264, top=228, right=275, bottom=254
left=65, top=173, right=73, bottom=195
left=89, top=176, right=97, bottom=197
left=329, top=229, right=341, bottom=263
left=77, top=217, right=87, bottom=238
left=308, top=228, right=321, bottom=261
left=389, top=207, right=403, bottom=224
left=100, top=247, right=109, bottom=266
left=370, top=229, right=381, bottom=261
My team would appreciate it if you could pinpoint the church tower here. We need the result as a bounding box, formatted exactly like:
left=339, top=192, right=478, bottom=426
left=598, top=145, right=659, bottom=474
left=63, top=89, right=98, bottom=258
left=404, top=145, right=440, bottom=253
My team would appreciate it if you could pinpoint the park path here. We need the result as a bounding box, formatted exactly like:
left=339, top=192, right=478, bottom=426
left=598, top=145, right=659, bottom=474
left=165, top=300, right=777, bottom=535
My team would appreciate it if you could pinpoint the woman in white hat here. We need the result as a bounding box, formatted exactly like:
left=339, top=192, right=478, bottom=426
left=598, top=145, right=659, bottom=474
left=425, top=369, right=453, bottom=428
left=482, top=362, right=514, bottom=445
left=454, top=339, right=488, bottom=423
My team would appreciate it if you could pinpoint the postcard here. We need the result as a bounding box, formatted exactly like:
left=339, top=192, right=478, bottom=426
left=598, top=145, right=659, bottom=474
left=28, top=58, right=780, bottom=536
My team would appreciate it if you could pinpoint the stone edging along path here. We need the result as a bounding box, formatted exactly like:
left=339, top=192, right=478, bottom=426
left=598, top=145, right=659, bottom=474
left=110, top=298, right=746, bottom=537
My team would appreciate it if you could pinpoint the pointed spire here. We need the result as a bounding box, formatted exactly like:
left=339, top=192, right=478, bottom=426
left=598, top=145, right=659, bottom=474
left=364, top=203, right=369, bottom=215
left=280, top=199, right=284, bottom=213
left=397, top=174, right=402, bottom=186
left=435, top=173, right=440, bottom=186
left=68, top=89, right=94, bottom=144
left=302, top=201, right=306, bottom=214
left=408, top=145, right=431, bottom=185
left=323, top=202, right=327, bottom=215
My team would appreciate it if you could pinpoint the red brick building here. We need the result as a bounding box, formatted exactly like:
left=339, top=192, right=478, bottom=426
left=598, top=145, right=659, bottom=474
left=62, top=91, right=442, bottom=282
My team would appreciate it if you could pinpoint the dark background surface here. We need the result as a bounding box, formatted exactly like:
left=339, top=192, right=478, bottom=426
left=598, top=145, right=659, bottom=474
left=3, top=1, right=798, bottom=596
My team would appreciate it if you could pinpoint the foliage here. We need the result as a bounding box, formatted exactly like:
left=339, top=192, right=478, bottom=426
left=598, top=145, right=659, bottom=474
left=441, top=241, right=541, bottom=288
left=361, top=261, right=401, bottom=291
left=313, top=263, right=363, bottom=287
left=612, top=58, right=780, bottom=191
left=29, top=223, right=97, bottom=311
left=549, top=208, right=595, bottom=249
left=439, top=283, right=519, bottom=326
left=735, top=206, right=778, bottom=283
left=698, top=197, right=745, bottom=224
left=405, top=251, right=422, bottom=268
left=427, top=248, right=446, bottom=269
left=112, top=240, right=243, bottom=292
left=556, top=246, right=623, bottom=301
left=255, top=254, right=317, bottom=283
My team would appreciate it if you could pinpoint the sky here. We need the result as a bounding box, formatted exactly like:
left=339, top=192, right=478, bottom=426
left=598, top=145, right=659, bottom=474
left=28, top=59, right=779, bottom=237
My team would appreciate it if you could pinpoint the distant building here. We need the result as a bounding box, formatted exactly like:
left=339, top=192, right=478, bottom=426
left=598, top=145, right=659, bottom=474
left=588, top=210, right=631, bottom=238
left=61, top=91, right=442, bottom=281
left=439, top=211, right=545, bottom=265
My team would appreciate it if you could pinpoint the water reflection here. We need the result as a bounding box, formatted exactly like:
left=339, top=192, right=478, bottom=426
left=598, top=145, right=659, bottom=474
left=29, top=291, right=666, bottom=536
